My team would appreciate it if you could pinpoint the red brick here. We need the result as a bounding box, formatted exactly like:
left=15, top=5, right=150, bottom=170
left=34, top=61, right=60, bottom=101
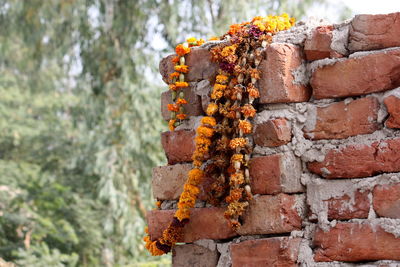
left=349, top=12, right=400, bottom=52
left=161, top=87, right=204, bottom=121
left=311, top=48, right=400, bottom=99
left=249, top=154, right=303, bottom=195
left=147, top=207, right=236, bottom=243
left=237, top=194, right=303, bottom=235
left=231, top=237, right=301, bottom=267
left=173, top=244, right=218, bottom=267
left=373, top=183, right=400, bottom=219
left=258, top=43, right=311, bottom=104
left=254, top=118, right=292, bottom=147
left=303, top=97, right=380, bottom=140
left=324, top=190, right=370, bottom=220
left=152, top=164, right=215, bottom=201
left=304, top=25, right=337, bottom=61
left=384, top=95, right=400, bottom=129
left=314, top=222, right=400, bottom=262
left=161, top=130, right=195, bottom=164
left=159, top=47, right=219, bottom=84
left=308, top=138, right=400, bottom=179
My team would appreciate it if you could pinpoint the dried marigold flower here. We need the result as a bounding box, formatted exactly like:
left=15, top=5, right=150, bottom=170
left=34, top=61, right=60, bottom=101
left=206, top=102, right=218, bottom=116
left=241, top=104, right=257, bottom=118
left=168, top=119, right=176, bottom=131
left=226, top=188, right=243, bottom=203
left=216, top=74, right=229, bottom=84
left=214, top=83, right=227, bottom=91
left=231, top=153, right=244, bottom=163
left=197, top=126, right=214, bottom=138
left=169, top=84, right=177, bottom=91
left=230, top=172, right=245, bottom=186
left=167, top=104, right=179, bottom=112
left=175, top=43, right=191, bottom=56
left=220, top=45, right=237, bottom=57
left=249, top=68, right=260, bottom=79
left=211, top=90, right=223, bottom=100
left=162, top=225, right=183, bottom=244
left=239, top=120, right=252, bottom=134
left=175, top=81, right=189, bottom=88
left=176, top=98, right=188, bottom=105
left=201, top=116, right=216, bottom=126
left=229, top=138, right=247, bottom=149
left=176, top=113, right=187, bottom=120
left=247, top=83, right=260, bottom=98
left=174, top=65, right=189, bottom=73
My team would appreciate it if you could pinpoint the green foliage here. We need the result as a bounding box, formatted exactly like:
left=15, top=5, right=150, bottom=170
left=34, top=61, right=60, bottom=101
left=0, top=0, right=346, bottom=266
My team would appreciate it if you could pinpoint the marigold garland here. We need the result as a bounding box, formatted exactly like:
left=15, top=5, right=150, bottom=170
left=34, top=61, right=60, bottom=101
left=145, top=13, right=295, bottom=256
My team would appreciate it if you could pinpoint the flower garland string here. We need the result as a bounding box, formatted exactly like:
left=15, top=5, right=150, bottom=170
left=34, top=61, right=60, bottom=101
left=145, top=13, right=295, bottom=256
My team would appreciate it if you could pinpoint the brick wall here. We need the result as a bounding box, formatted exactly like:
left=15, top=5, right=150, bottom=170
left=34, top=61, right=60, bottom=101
left=149, top=12, right=400, bottom=267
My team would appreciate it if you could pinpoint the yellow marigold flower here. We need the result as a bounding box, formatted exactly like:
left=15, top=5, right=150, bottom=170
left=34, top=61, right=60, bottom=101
left=175, top=81, right=189, bottom=88
left=197, top=126, right=214, bottom=138
left=175, top=43, right=191, bottom=56
left=176, top=113, right=187, bottom=120
left=221, top=45, right=237, bottom=57
left=229, top=137, right=247, bottom=149
left=231, top=153, right=244, bottom=163
left=168, top=119, right=176, bottom=131
left=186, top=37, right=197, bottom=43
left=216, top=74, right=229, bottom=84
left=174, top=65, right=189, bottom=73
left=239, top=119, right=252, bottom=134
left=201, top=116, right=216, bottom=126
left=188, top=168, right=204, bottom=185
left=206, top=102, right=218, bottom=116
left=211, top=90, right=223, bottom=100
left=176, top=98, right=188, bottom=105
left=253, top=20, right=266, bottom=31
left=214, top=83, right=227, bottom=91
left=167, top=104, right=179, bottom=112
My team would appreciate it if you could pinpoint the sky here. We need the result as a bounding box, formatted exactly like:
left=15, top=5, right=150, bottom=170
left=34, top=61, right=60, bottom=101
left=341, top=0, right=400, bottom=14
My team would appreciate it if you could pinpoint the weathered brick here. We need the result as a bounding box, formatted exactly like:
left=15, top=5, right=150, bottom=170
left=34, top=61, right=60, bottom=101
left=152, top=164, right=215, bottom=201
left=311, top=48, right=400, bottom=99
left=161, top=130, right=195, bottom=164
left=173, top=243, right=218, bottom=267
left=349, top=12, right=400, bottom=52
left=249, top=153, right=303, bottom=195
left=231, top=237, right=301, bottom=267
left=237, top=194, right=303, bottom=235
left=314, top=222, right=400, bottom=262
left=303, top=97, right=380, bottom=140
left=324, top=190, right=370, bottom=220
left=258, top=43, right=311, bottom=104
left=147, top=207, right=236, bottom=243
left=159, top=47, right=219, bottom=84
left=384, top=95, right=400, bottom=129
left=161, top=87, right=204, bottom=121
left=373, top=183, right=400, bottom=219
left=304, top=25, right=339, bottom=61
left=308, top=138, right=400, bottom=179
left=254, top=118, right=292, bottom=147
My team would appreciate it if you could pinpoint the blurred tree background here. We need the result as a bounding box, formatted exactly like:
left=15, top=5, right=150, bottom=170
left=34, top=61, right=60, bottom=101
left=0, top=0, right=350, bottom=266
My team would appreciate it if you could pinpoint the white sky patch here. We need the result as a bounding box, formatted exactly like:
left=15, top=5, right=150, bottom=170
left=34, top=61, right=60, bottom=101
left=341, top=0, right=400, bottom=15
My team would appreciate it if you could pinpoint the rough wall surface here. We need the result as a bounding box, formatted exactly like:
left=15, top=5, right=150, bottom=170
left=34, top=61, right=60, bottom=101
left=150, top=12, right=400, bottom=267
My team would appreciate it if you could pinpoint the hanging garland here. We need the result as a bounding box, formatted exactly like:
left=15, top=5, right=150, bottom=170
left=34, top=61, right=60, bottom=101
left=145, top=13, right=295, bottom=256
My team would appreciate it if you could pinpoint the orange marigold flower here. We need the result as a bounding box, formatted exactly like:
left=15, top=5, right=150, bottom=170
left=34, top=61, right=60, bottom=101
left=168, top=119, right=176, bottom=131
left=175, top=43, right=191, bottom=56
left=184, top=183, right=200, bottom=196
left=249, top=68, right=260, bottom=79
left=228, top=24, right=241, bottom=36
left=188, top=168, right=204, bottom=185
left=174, top=65, right=189, bottom=73
left=241, top=104, right=257, bottom=118
left=195, top=136, right=212, bottom=146
left=201, top=116, right=216, bottom=126
left=247, top=84, right=260, bottom=98
left=216, top=74, right=229, bottom=84
left=229, top=138, right=247, bottom=149
left=221, top=45, right=237, bottom=57
left=169, top=72, right=180, bottom=80
left=192, top=159, right=203, bottom=167
left=239, top=119, right=252, bottom=134
left=214, top=83, right=227, bottom=91
left=156, top=201, right=162, bottom=208
left=197, top=126, right=214, bottom=138
left=176, top=113, right=187, bottom=120
left=176, top=98, right=188, bottom=105
left=196, top=38, right=205, bottom=46
left=231, top=153, right=244, bottom=163
left=225, top=188, right=243, bottom=203
left=206, top=102, right=218, bottom=116
left=167, top=104, right=179, bottom=112
left=211, top=90, right=223, bottom=100
left=208, top=36, right=220, bottom=41
left=175, top=208, right=190, bottom=221
left=175, top=81, right=189, bottom=88
left=169, top=84, right=177, bottom=91
left=171, top=56, right=180, bottom=64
